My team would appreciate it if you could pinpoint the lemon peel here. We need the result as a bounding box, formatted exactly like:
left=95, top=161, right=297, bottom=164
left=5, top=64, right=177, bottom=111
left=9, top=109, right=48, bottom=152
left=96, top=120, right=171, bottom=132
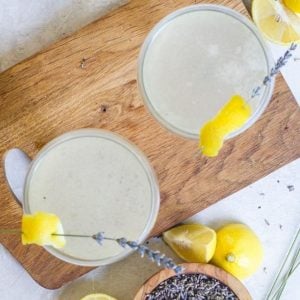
left=199, top=95, right=251, bottom=157
left=22, top=211, right=66, bottom=248
left=284, top=0, right=300, bottom=13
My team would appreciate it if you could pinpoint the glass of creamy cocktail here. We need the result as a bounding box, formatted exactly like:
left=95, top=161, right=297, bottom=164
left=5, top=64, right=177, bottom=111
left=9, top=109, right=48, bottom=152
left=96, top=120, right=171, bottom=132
left=138, top=5, right=274, bottom=140
left=22, top=129, right=159, bottom=266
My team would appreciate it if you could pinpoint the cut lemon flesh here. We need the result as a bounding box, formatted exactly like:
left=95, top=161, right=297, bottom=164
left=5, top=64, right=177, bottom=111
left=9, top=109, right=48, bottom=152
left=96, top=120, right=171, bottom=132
left=80, top=294, right=117, bottom=300
left=163, top=224, right=217, bottom=263
left=252, top=0, right=300, bottom=45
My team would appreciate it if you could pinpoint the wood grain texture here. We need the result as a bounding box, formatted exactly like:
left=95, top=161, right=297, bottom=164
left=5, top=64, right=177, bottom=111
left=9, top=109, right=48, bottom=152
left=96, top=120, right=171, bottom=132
left=0, top=0, right=299, bottom=289
left=135, top=263, right=252, bottom=300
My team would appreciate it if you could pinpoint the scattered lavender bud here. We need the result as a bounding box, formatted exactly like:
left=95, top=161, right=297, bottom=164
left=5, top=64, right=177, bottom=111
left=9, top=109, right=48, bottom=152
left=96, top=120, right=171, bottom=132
left=264, top=219, right=270, bottom=226
left=287, top=185, right=295, bottom=192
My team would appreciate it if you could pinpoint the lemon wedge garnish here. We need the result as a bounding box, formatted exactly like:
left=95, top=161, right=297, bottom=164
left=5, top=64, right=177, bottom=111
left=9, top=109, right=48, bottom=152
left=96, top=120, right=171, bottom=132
left=163, top=224, right=217, bottom=263
left=199, top=95, right=251, bottom=157
left=80, top=294, right=117, bottom=300
left=212, top=223, right=264, bottom=280
left=252, top=0, right=300, bottom=45
left=22, top=212, right=66, bottom=248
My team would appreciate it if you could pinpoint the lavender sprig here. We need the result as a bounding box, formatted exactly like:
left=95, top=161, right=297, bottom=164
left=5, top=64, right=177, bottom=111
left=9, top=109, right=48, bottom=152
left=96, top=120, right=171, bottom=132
left=251, top=43, right=297, bottom=98
left=92, top=233, right=184, bottom=274
left=1, top=229, right=183, bottom=273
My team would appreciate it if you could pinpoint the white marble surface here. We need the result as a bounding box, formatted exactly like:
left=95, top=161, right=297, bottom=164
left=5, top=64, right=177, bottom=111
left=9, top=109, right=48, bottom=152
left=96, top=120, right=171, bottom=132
left=0, top=1, right=299, bottom=299
left=0, top=0, right=126, bottom=71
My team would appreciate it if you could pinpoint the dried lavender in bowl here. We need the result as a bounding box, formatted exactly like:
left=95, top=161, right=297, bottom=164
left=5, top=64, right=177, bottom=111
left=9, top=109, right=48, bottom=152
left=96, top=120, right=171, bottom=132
left=145, top=273, right=238, bottom=300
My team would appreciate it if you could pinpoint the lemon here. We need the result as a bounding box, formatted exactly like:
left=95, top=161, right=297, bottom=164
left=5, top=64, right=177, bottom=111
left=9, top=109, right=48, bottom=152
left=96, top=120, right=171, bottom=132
left=211, top=223, right=263, bottom=280
left=163, top=224, right=217, bottom=263
left=199, top=95, right=251, bottom=157
left=22, top=212, right=66, bottom=248
left=81, top=294, right=117, bottom=300
left=252, top=0, right=300, bottom=45
left=284, top=0, right=300, bottom=13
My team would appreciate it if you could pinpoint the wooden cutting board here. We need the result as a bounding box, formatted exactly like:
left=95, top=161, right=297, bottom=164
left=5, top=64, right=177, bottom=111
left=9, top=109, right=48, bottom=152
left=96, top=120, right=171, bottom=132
left=0, top=0, right=299, bottom=290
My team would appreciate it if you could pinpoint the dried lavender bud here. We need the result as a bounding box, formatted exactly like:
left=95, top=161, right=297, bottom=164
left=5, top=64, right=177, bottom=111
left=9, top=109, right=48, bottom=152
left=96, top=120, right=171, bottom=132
left=116, top=237, right=184, bottom=274
left=145, top=273, right=238, bottom=300
left=92, top=232, right=105, bottom=245
left=251, top=86, right=261, bottom=97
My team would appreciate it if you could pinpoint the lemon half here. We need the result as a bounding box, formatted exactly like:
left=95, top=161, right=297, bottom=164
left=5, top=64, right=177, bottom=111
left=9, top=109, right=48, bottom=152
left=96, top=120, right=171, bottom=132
left=80, top=293, right=117, bottom=300
left=163, top=224, right=217, bottom=263
left=252, top=0, right=300, bottom=45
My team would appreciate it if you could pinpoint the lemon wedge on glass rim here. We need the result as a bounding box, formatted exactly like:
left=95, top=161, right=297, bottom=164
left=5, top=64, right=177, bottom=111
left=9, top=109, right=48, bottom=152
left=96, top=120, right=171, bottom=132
left=252, top=0, right=300, bottom=45
left=199, top=95, right=252, bottom=157
left=163, top=224, right=217, bottom=263
left=80, top=294, right=117, bottom=300
left=22, top=212, right=66, bottom=248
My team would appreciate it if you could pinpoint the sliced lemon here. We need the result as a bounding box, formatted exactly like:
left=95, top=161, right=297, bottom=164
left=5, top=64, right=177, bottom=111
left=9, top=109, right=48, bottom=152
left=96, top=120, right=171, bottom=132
left=252, top=0, right=300, bottom=45
left=163, top=224, right=217, bottom=263
left=81, top=294, right=117, bottom=300
left=22, top=211, right=66, bottom=248
left=212, top=223, right=264, bottom=280
left=284, top=0, right=300, bottom=13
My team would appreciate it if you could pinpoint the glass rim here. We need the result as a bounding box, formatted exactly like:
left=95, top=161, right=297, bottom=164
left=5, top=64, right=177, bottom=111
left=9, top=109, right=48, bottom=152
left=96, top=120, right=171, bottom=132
left=23, top=129, right=160, bottom=266
left=137, top=4, right=275, bottom=140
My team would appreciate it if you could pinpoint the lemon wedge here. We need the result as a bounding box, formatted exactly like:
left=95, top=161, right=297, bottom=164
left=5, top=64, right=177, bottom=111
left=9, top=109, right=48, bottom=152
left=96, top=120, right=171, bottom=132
left=163, top=224, right=217, bottom=263
left=252, top=0, right=300, bottom=45
left=81, top=294, right=117, bottom=300
left=212, top=223, right=264, bottom=280
left=22, top=212, right=66, bottom=248
left=199, top=95, right=251, bottom=157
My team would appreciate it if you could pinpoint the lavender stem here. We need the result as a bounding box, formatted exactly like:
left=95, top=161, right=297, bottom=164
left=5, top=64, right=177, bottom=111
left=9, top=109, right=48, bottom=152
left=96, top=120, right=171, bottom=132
left=2, top=229, right=183, bottom=273
left=116, top=237, right=184, bottom=274
left=91, top=233, right=183, bottom=273
left=251, top=43, right=297, bottom=99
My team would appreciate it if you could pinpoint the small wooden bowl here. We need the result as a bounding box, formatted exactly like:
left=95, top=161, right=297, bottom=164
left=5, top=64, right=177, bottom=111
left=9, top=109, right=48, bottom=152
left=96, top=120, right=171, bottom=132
left=134, top=263, right=252, bottom=300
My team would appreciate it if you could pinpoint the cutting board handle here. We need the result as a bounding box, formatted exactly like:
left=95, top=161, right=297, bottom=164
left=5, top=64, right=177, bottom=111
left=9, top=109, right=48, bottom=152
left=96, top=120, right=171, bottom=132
left=3, top=148, right=32, bottom=206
